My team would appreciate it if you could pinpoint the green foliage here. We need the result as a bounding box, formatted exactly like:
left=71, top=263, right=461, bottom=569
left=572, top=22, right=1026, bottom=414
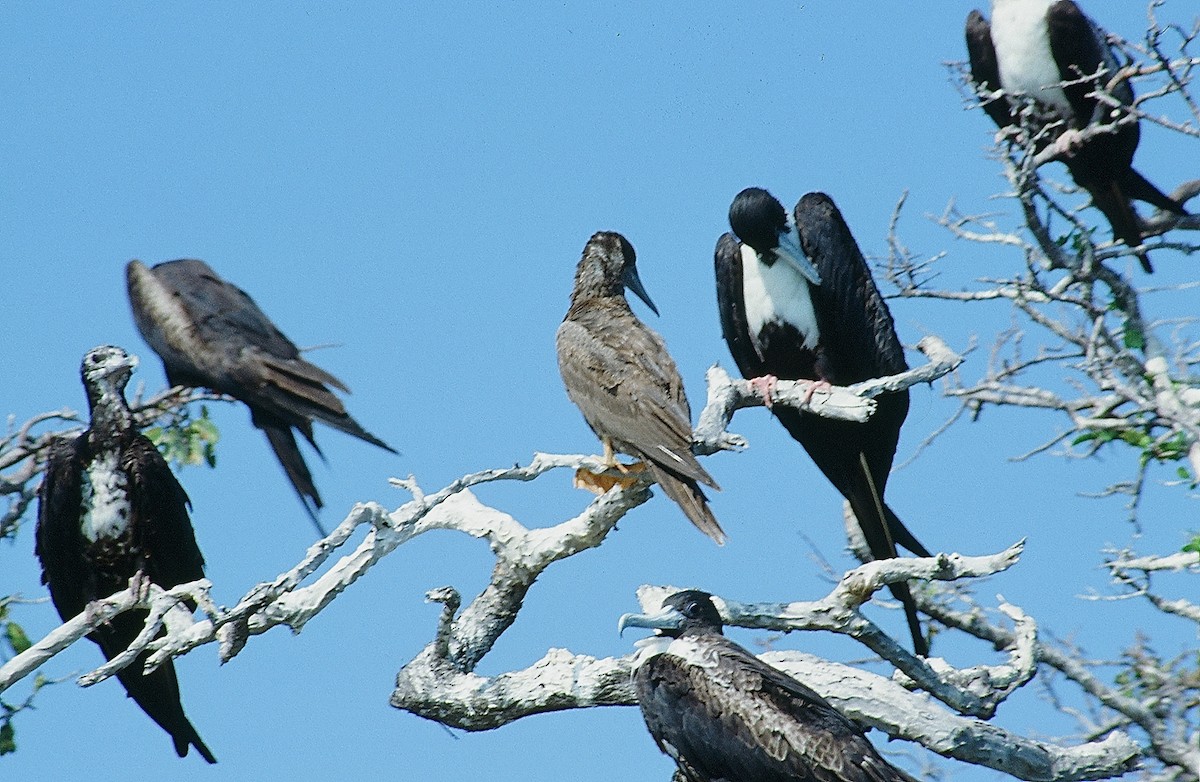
left=145, top=404, right=220, bottom=469
left=1072, top=423, right=1195, bottom=483
left=0, top=600, right=40, bottom=756
left=1183, top=535, right=1200, bottom=556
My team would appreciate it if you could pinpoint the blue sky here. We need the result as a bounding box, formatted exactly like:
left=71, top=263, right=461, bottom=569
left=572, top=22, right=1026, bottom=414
left=2, top=3, right=1195, bottom=780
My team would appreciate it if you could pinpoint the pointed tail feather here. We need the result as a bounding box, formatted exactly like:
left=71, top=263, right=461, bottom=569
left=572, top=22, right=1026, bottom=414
left=1121, top=166, right=1190, bottom=216
left=260, top=424, right=328, bottom=535
left=1084, top=178, right=1154, bottom=273
left=646, top=463, right=726, bottom=545
left=889, top=580, right=929, bottom=658
left=97, top=616, right=217, bottom=763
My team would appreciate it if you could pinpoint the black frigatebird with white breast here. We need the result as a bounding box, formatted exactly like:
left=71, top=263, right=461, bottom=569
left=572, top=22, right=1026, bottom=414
left=715, top=188, right=930, bottom=656
left=965, top=0, right=1190, bottom=272
left=126, top=259, right=397, bottom=534
left=36, top=345, right=216, bottom=763
left=620, top=590, right=918, bottom=782
left=557, top=231, right=724, bottom=543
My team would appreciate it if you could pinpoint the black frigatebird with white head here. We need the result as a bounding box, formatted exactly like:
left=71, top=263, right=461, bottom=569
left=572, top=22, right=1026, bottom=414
left=126, top=259, right=397, bottom=533
left=557, top=231, right=724, bottom=543
left=36, top=346, right=216, bottom=763
left=965, top=0, right=1189, bottom=272
left=620, top=590, right=918, bottom=782
left=715, top=188, right=930, bottom=656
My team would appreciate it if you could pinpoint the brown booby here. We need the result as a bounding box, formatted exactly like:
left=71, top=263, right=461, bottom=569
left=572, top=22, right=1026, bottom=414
left=557, top=231, right=724, bottom=543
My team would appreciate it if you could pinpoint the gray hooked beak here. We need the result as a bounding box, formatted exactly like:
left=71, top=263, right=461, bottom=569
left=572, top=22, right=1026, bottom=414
left=622, top=264, right=660, bottom=316
left=618, top=605, right=684, bottom=636
left=774, top=226, right=823, bottom=286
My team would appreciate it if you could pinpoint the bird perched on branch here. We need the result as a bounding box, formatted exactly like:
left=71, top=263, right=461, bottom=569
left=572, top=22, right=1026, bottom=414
left=965, top=0, right=1189, bottom=272
left=36, top=345, right=216, bottom=763
left=715, top=189, right=929, bottom=656
left=557, top=231, right=723, bottom=543
left=126, top=258, right=396, bottom=534
left=620, top=590, right=918, bottom=782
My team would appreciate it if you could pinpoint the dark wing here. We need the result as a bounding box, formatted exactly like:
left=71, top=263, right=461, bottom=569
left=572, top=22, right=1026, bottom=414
left=636, top=638, right=913, bottom=782
left=793, top=193, right=907, bottom=385
left=556, top=308, right=715, bottom=489
left=557, top=305, right=724, bottom=542
left=964, top=10, right=1014, bottom=129
left=35, top=434, right=91, bottom=621
left=1046, top=2, right=1126, bottom=127
left=128, top=259, right=394, bottom=449
left=123, top=434, right=205, bottom=590
left=714, top=232, right=767, bottom=380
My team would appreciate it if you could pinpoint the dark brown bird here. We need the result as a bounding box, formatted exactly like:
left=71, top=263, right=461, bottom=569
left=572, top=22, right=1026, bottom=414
left=126, top=259, right=396, bottom=533
left=557, top=232, right=723, bottom=543
left=965, top=1, right=1190, bottom=272
left=716, top=189, right=929, bottom=656
left=621, top=590, right=919, bottom=782
left=36, top=345, right=216, bottom=763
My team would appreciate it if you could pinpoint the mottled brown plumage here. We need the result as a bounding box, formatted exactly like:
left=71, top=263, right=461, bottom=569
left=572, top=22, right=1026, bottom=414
left=623, top=591, right=918, bottom=782
left=557, top=232, right=723, bottom=543
left=126, top=258, right=396, bottom=532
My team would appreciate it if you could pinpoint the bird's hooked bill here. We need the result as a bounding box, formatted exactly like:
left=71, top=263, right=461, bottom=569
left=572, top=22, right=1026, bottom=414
left=618, top=605, right=684, bottom=636
left=621, top=264, right=660, bottom=316
left=775, top=228, right=823, bottom=286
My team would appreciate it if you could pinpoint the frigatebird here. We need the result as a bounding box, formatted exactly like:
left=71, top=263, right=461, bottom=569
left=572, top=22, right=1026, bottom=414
left=965, top=0, right=1189, bottom=272
left=126, top=259, right=396, bottom=533
left=715, top=188, right=929, bottom=656
left=620, top=590, right=918, bottom=782
left=557, top=231, right=724, bottom=543
left=36, top=345, right=216, bottom=763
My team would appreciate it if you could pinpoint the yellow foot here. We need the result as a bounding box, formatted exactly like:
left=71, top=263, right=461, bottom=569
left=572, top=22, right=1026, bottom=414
left=573, top=461, right=646, bottom=494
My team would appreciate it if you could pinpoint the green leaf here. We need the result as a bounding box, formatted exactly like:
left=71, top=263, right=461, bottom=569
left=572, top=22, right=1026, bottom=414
left=4, top=622, right=30, bottom=655
left=0, top=721, right=14, bottom=755
left=1183, top=536, right=1200, bottom=556
left=1122, top=321, right=1145, bottom=351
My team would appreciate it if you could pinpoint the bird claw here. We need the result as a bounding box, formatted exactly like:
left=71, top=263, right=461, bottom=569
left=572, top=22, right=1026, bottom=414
left=1054, top=128, right=1085, bottom=157
left=802, top=379, right=833, bottom=406
left=749, top=375, right=779, bottom=408
left=573, top=465, right=644, bottom=495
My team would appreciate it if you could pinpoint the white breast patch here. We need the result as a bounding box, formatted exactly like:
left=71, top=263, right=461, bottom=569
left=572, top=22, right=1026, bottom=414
left=991, top=0, right=1074, bottom=119
left=81, top=451, right=132, bottom=542
left=740, top=243, right=818, bottom=349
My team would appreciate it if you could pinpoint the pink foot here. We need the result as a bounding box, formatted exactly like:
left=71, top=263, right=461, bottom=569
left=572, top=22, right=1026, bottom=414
left=749, top=375, right=778, bottom=408
left=1054, top=128, right=1084, bottom=157
left=802, top=379, right=833, bottom=405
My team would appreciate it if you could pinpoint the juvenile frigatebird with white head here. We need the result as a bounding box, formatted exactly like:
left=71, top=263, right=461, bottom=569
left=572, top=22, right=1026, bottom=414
left=715, top=188, right=930, bottom=656
left=620, top=590, right=919, bottom=782
left=36, top=345, right=216, bottom=763
left=126, top=259, right=397, bottom=534
left=558, top=231, right=723, bottom=543
left=965, top=0, right=1190, bottom=272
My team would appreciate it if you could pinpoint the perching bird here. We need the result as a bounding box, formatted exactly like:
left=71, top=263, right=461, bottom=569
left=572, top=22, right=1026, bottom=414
left=36, top=345, right=216, bottom=763
left=126, top=258, right=396, bottom=533
left=557, top=231, right=724, bottom=543
left=620, top=590, right=918, bottom=782
left=965, top=0, right=1189, bottom=272
left=715, top=189, right=929, bottom=656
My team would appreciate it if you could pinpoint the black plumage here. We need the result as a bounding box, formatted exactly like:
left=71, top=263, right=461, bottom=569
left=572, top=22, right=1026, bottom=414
left=126, top=258, right=396, bottom=532
left=715, top=189, right=929, bottom=656
left=36, top=345, right=216, bottom=763
left=965, top=0, right=1189, bottom=272
left=557, top=231, right=724, bottom=543
left=620, top=590, right=917, bottom=782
